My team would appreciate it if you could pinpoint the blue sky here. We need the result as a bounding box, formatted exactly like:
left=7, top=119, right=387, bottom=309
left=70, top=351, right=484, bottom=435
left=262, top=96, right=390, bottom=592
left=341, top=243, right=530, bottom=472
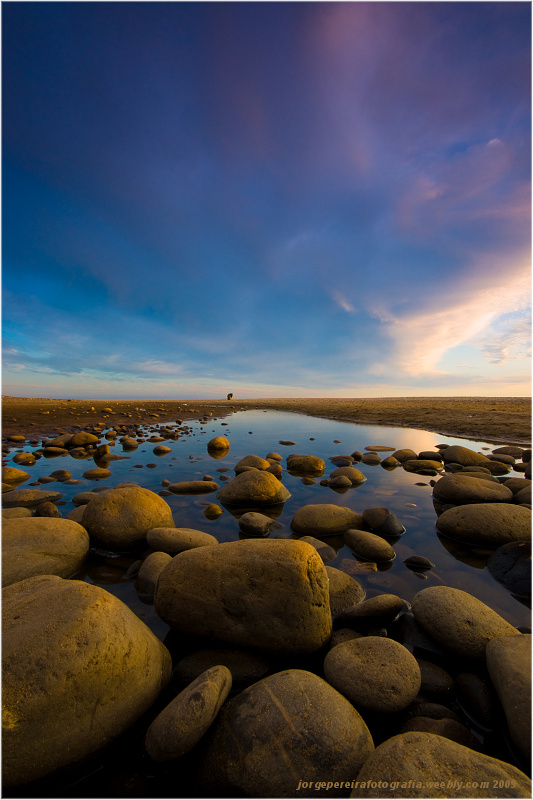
left=2, top=2, right=531, bottom=399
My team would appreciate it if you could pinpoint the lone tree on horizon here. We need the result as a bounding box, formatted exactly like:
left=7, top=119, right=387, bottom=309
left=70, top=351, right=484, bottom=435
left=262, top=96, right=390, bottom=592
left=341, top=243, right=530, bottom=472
left=227, top=393, right=233, bottom=401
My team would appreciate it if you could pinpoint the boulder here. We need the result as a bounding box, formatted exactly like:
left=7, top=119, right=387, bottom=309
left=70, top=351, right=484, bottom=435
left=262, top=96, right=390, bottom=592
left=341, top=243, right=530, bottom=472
left=436, top=503, right=531, bottom=548
left=200, top=669, right=374, bottom=798
left=168, top=480, right=219, bottom=494
left=217, top=470, right=291, bottom=507
left=2, top=488, right=63, bottom=508
left=2, top=575, right=171, bottom=787
left=399, top=716, right=480, bottom=751
left=324, top=636, right=421, bottom=713
left=146, top=527, right=218, bottom=554
left=145, top=665, right=232, bottom=761
left=238, top=511, right=278, bottom=537
left=69, top=432, right=100, bottom=448
left=2, top=507, right=33, bottom=519
left=335, top=594, right=407, bottom=629
left=234, top=455, right=271, bottom=472
left=2, top=517, right=90, bottom=588
left=411, top=586, right=520, bottom=661
left=350, top=732, right=531, bottom=797
left=391, top=448, right=418, bottom=463
left=82, top=467, right=112, bottom=480
left=207, top=436, right=230, bottom=451
left=135, top=551, right=173, bottom=597
left=344, top=529, right=395, bottom=562
left=81, top=486, right=175, bottom=549
left=488, top=542, right=531, bottom=598
left=432, top=474, right=513, bottom=505
left=2, top=467, right=30, bottom=487
left=441, top=445, right=492, bottom=466
left=486, top=634, right=531, bottom=760
left=329, top=466, right=366, bottom=485
left=403, top=459, right=444, bottom=473
left=325, top=566, right=366, bottom=616
left=155, top=539, right=331, bottom=654
left=362, top=507, right=405, bottom=537
left=291, top=504, right=365, bottom=537
left=286, top=454, right=325, bottom=475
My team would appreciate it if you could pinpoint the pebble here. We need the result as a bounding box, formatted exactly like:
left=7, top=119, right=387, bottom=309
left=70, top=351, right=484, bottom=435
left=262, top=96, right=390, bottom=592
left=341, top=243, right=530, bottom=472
left=325, top=566, right=366, bottom=616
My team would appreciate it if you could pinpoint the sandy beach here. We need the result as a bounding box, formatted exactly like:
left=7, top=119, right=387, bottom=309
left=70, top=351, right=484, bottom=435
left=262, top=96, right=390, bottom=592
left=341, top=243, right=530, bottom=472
left=2, top=395, right=531, bottom=445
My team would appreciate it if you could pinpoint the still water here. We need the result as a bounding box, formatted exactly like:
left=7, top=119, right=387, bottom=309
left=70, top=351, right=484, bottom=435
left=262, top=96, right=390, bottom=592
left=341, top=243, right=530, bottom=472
left=4, top=409, right=531, bottom=797
left=9, top=408, right=530, bottom=634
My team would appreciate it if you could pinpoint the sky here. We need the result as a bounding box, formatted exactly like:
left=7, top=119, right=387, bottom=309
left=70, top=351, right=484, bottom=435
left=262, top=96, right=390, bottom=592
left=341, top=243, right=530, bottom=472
left=2, top=1, right=531, bottom=400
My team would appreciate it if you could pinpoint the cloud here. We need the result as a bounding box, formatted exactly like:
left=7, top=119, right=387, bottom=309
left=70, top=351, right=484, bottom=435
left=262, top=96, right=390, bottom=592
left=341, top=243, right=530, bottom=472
left=371, top=256, right=531, bottom=376
left=332, top=291, right=355, bottom=313
left=479, top=315, right=532, bottom=365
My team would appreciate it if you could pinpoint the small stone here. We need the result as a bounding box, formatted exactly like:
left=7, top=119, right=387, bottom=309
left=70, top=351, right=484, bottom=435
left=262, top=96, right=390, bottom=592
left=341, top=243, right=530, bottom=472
left=217, top=471, right=290, bottom=506
left=286, top=454, right=325, bottom=474
left=238, top=511, right=278, bottom=537
left=34, top=501, right=62, bottom=518
left=329, top=466, right=367, bottom=485
left=82, top=467, right=112, bottom=480
left=404, top=555, right=435, bottom=570
left=168, top=480, right=219, bottom=494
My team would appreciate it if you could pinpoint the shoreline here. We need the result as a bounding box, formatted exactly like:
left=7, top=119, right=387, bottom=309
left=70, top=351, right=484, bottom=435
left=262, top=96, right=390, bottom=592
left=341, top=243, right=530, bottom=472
left=2, top=395, right=531, bottom=446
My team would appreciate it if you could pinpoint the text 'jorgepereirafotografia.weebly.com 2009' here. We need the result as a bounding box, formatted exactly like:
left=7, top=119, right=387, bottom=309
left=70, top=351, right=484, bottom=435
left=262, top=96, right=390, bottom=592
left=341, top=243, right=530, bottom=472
left=296, top=779, right=519, bottom=792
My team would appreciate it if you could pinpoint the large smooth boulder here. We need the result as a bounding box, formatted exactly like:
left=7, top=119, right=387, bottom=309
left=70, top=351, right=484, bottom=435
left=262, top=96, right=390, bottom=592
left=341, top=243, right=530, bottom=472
left=234, top=454, right=272, bottom=472
left=433, top=474, right=513, bottom=505
left=2, top=517, right=90, bottom=588
left=436, top=503, right=531, bottom=548
left=2, top=575, right=171, bottom=787
left=207, top=436, right=230, bottom=451
left=411, top=586, right=520, bottom=662
left=441, top=445, right=493, bottom=466
left=200, top=669, right=374, bottom=797
left=145, top=665, right=232, bottom=761
left=81, top=486, right=175, bottom=548
left=486, top=635, right=531, bottom=760
left=291, top=504, right=365, bottom=537
left=350, top=732, right=531, bottom=797
left=324, top=637, right=421, bottom=713
left=155, top=539, right=332, bottom=653
left=2, top=467, right=30, bottom=487
left=217, top=470, right=291, bottom=506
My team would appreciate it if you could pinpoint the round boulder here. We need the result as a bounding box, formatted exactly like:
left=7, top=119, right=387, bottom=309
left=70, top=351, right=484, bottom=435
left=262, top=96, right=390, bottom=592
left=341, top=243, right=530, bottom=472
left=81, top=486, right=175, bottom=549
left=411, top=586, right=520, bottom=661
left=286, top=454, right=325, bottom=475
left=325, top=566, right=366, bottom=616
left=329, top=466, right=367, bottom=485
left=2, top=517, right=90, bottom=588
left=436, top=503, right=531, bottom=548
left=238, top=511, right=278, bottom=537
left=199, top=669, right=374, bottom=797
left=2, top=575, right=171, bottom=787
left=324, top=636, right=421, bottom=713
left=207, top=436, right=230, bottom=451
left=362, top=507, right=405, bottom=537
left=217, top=470, right=291, bottom=507
left=487, top=542, right=531, bottom=598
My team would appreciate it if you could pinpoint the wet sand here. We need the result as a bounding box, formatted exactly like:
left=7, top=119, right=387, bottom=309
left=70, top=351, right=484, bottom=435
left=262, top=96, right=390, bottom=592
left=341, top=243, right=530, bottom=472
left=2, top=396, right=531, bottom=445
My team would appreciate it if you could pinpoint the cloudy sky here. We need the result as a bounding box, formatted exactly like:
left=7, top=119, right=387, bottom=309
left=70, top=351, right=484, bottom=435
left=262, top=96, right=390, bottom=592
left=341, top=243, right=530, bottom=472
left=3, top=2, right=531, bottom=399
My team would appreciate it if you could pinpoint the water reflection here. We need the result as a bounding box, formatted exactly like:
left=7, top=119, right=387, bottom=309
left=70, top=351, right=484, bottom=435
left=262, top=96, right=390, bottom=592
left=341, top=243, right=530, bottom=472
left=5, top=408, right=531, bottom=633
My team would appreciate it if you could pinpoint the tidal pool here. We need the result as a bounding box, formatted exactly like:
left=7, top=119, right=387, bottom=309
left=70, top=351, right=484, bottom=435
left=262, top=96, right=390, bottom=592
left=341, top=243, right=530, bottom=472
left=4, top=409, right=531, bottom=798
